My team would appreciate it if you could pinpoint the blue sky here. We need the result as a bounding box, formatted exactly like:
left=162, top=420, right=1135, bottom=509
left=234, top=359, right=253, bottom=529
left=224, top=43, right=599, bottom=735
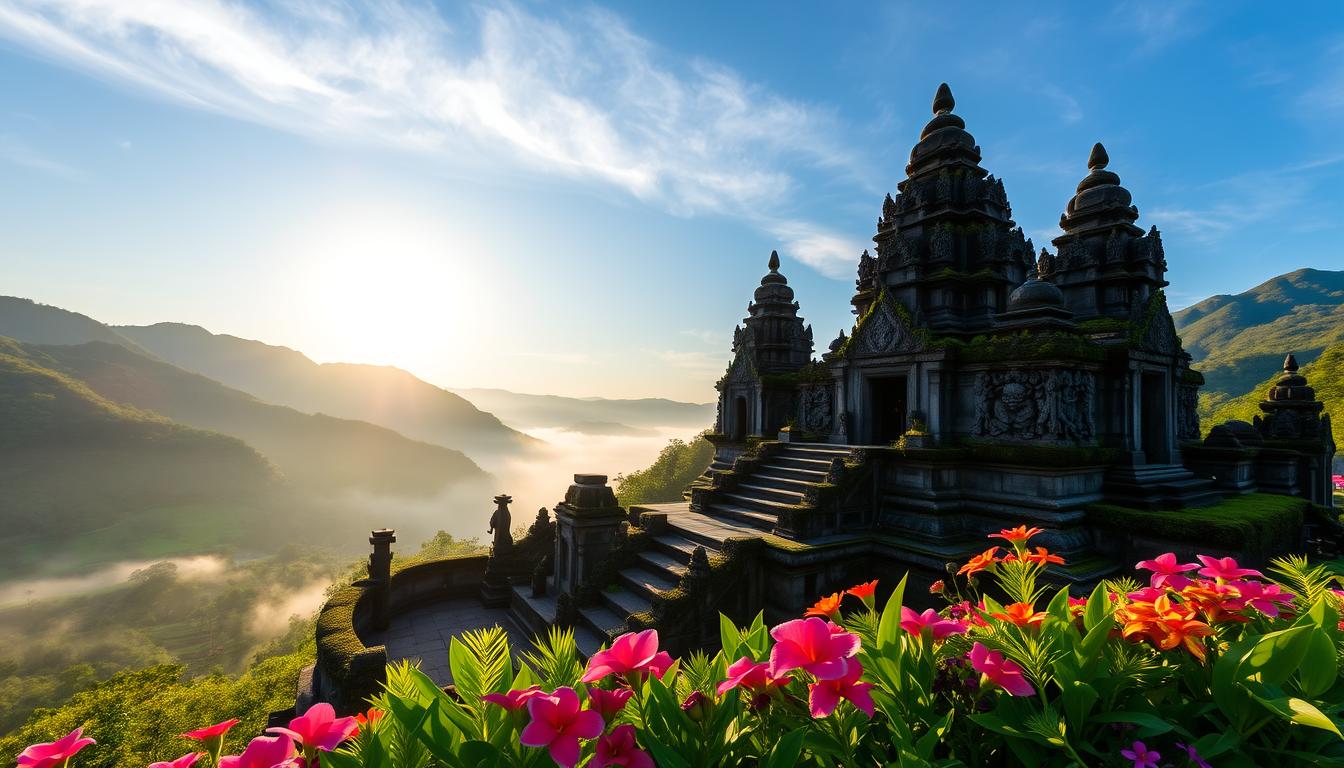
left=1, top=1, right=1342, bottom=401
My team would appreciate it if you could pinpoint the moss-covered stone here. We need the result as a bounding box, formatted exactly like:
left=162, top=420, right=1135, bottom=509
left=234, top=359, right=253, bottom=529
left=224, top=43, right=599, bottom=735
left=1087, top=493, right=1306, bottom=558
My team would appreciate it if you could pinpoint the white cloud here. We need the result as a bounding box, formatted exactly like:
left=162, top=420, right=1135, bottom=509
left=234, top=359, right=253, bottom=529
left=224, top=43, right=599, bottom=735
left=0, top=0, right=862, bottom=276
left=768, top=218, right=867, bottom=279
left=0, top=132, right=80, bottom=177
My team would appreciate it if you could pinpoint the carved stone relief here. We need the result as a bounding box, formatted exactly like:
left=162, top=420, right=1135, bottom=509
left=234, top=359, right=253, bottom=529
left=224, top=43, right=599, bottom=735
left=797, top=383, right=834, bottom=434
left=973, top=369, right=1095, bottom=441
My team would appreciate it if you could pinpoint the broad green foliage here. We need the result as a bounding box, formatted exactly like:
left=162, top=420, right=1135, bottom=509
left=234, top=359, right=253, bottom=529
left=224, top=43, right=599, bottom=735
left=613, top=434, right=713, bottom=506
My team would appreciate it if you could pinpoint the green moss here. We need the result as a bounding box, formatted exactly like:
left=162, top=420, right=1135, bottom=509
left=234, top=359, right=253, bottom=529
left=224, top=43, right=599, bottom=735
left=961, top=440, right=1121, bottom=467
left=1077, top=317, right=1132, bottom=335
left=956, top=331, right=1105, bottom=364
left=1087, top=493, right=1306, bottom=557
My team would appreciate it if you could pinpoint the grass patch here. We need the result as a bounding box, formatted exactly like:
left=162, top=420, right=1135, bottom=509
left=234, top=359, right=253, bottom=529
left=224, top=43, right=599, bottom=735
left=1087, top=493, right=1306, bottom=557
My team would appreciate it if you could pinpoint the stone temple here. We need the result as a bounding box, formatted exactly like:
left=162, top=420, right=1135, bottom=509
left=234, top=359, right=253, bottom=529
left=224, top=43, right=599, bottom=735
left=307, top=85, right=1338, bottom=710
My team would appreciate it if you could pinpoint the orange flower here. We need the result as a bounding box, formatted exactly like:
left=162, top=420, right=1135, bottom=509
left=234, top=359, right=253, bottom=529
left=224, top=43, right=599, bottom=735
left=1179, top=581, right=1250, bottom=624
left=989, top=526, right=1044, bottom=544
left=990, top=602, right=1048, bottom=628
left=846, top=580, right=879, bottom=609
left=353, top=708, right=384, bottom=728
left=805, top=592, right=844, bottom=620
left=1152, top=616, right=1215, bottom=661
left=958, top=547, right=1000, bottom=577
left=1023, top=547, right=1065, bottom=566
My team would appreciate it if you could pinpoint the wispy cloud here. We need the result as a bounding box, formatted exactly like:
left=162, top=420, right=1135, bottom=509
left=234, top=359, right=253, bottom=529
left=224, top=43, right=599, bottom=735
left=655, top=350, right=724, bottom=372
left=0, top=132, right=80, bottom=178
left=0, top=0, right=863, bottom=277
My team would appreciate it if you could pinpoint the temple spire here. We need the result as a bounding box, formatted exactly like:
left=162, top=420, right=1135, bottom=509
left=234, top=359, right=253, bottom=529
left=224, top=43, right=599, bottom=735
left=1088, top=142, right=1109, bottom=170
left=932, top=82, right=954, bottom=115
left=1284, top=352, right=1300, bottom=372
left=768, top=249, right=780, bottom=272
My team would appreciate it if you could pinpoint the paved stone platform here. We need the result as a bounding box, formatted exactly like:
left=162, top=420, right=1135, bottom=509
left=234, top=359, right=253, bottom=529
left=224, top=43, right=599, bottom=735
left=365, top=598, right=533, bottom=686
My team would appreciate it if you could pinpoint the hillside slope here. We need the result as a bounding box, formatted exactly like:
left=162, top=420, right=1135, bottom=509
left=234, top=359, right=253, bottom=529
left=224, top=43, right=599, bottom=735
left=1173, top=269, right=1344, bottom=408
left=0, top=297, right=151, bottom=353
left=0, top=337, right=277, bottom=540
left=1205, top=344, right=1344, bottom=453
left=115, top=323, right=535, bottom=457
left=453, top=387, right=715, bottom=431
left=29, top=340, right=486, bottom=497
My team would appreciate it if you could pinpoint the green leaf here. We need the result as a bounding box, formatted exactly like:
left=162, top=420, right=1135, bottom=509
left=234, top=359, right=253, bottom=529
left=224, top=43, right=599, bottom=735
left=719, top=613, right=742, bottom=659
left=877, top=573, right=909, bottom=650
left=1300, top=626, right=1339, bottom=698
left=762, top=728, right=806, bottom=768
left=1082, top=581, right=1109, bottom=632
left=1242, top=625, right=1313, bottom=686
left=1045, top=586, right=1071, bottom=624
left=319, top=751, right=365, bottom=768
left=1246, top=691, right=1344, bottom=738
left=1088, top=711, right=1174, bottom=737
left=642, top=736, right=692, bottom=768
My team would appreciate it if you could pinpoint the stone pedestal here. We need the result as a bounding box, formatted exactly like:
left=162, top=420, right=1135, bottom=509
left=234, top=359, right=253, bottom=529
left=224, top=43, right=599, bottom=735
left=553, top=474, right=626, bottom=597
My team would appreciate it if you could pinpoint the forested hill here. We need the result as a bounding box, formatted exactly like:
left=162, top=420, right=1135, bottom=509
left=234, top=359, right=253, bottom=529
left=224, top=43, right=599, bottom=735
left=1173, top=268, right=1344, bottom=411
left=28, top=339, right=486, bottom=496
left=0, top=336, right=277, bottom=542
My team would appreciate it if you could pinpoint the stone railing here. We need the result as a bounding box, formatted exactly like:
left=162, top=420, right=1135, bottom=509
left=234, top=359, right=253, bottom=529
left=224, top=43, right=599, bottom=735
left=311, top=535, right=489, bottom=713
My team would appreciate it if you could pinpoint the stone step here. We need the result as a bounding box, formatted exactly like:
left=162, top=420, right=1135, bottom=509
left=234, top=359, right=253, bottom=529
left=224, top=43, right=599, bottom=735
left=721, top=492, right=801, bottom=515
left=651, top=534, right=702, bottom=563
left=771, top=456, right=834, bottom=472
left=736, top=483, right=805, bottom=504
left=705, top=503, right=777, bottom=530
left=618, top=567, right=680, bottom=600
left=602, top=586, right=652, bottom=619
left=751, top=471, right=823, bottom=491
left=579, top=605, right=628, bottom=642
left=636, top=549, right=689, bottom=580
left=573, top=624, right=606, bottom=659
left=780, top=444, right=852, bottom=457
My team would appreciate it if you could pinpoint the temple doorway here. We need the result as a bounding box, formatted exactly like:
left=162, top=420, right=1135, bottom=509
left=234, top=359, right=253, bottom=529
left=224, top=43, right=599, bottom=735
left=870, top=376, right=908, bottom=445
left=731, top=396, right=748, bottom=440
left=1140, top=372, right=1167, bottom=463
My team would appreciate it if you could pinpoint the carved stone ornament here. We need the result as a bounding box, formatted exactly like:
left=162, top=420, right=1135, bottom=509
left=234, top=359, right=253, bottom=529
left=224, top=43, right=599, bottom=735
left=728, top=352, right=755, bottom=384
left=798, top=383, right=834, bottom=434
left=973, top=369, right=1095, bottom=441
left=853, top=301, right=921, bottom=356
left=1139, top=298, right=1180, bottom=355
left=1177, top=384, right=1200, bottom=440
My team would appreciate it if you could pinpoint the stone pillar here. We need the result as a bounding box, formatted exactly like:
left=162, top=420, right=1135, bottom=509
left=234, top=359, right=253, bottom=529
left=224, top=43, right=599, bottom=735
left=553, top=474, right=626, bottom=597
left=368, top=528, right=396, bottom=632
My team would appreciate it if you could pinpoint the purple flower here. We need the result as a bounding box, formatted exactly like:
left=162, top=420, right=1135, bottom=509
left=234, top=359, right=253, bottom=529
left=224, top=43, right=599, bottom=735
left=1121, top=741, right=1160, bottom=768
left=1175, top=742, right=1213, bottom=768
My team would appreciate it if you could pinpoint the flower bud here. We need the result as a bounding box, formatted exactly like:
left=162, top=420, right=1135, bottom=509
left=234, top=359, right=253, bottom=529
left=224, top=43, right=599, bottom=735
left=929, top=579, right=946, bottom=596
left=681, top=690, right=711, bottom=721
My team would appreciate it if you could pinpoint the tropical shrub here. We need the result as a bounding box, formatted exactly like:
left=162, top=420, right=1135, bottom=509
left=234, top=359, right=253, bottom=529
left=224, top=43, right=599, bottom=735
left=16, top=526, right=1344, bottom=766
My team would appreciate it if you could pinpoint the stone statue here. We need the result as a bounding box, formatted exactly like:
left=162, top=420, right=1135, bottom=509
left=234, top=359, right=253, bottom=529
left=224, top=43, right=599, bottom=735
left=488, top=494, right=513, bottom=554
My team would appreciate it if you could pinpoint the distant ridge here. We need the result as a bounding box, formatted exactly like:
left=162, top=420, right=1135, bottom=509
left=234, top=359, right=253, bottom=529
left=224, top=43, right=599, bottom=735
left=0, top=297, right=150, bottom=354
left=115, top=322, right=536, bottom=458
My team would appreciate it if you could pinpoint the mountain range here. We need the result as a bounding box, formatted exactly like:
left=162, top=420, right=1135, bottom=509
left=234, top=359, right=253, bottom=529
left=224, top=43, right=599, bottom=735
left=452, top=387, right=714, bottom=431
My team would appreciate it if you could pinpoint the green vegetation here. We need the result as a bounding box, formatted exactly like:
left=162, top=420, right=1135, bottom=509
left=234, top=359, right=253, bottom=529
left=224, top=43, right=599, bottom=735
left=1204, top=341, right=1344, bottom=453
left=614, top=434, right=715, bottom=506
left=1088, top=493, right=1308, bottom=559
left=1173, top=268, right=1344, bottom=411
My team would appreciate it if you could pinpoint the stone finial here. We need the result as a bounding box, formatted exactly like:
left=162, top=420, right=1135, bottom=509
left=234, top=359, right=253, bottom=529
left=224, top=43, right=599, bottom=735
left=768, top=249, right=781, bottom=272
left=1284, top=353, right=1300, bottom=372
left=1088, top=142, right=1109, bottom=171
left=932, top=82, right=954, bottom=115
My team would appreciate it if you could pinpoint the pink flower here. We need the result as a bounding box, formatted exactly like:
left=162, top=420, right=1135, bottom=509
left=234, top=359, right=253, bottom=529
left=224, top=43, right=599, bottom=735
left=182, top=718, right=240, bottom=762
left=520, top=687, right=605, bottom=768
left=808, top=660, right=875, bottom=718
left=589, top=724, right=653, bottom=768
left=586, top=687, right=634, bottom=721
left=1196, top=555, right=1262, bottom=582
left=968, top=642, right=1034, bottom=697
left=717, top=657, right=786, bottom=696
left=899, top=607, right=967, bottom=641
left=1120, top=740, right=1160, bottom=768
left=150, top=754, right=202, bottom=768
left=581, top=630, right=673, bottom=684
left=1175, top=742, right=1212, bottom=768
left=482, top=686, right=548, bottom=712
left=219, top=735, right=296, bottom=768
left=1126, top=586, right=1169, bottom=603
left=17, top=728, right=96, bottom=768
left=768, top=617, right=861, bottom=681
left=267, top=702, right=358, bottom=754
left=1235, top=580, right=1296, bottom=617
left=1135, top=553, right=1200, bottom=590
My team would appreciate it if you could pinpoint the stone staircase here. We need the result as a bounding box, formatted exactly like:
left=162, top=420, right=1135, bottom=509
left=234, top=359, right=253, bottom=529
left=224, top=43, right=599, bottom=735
left=700, top=443, right=854, bottom=531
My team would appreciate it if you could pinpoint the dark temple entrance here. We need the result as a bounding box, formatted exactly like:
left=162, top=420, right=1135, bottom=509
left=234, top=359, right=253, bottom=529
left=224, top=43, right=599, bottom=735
left=731, top=396, right=748, bottom=440
left=1140, top=372, right=1167, bottom=463
left=870, top=376, right=908, bottom=445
